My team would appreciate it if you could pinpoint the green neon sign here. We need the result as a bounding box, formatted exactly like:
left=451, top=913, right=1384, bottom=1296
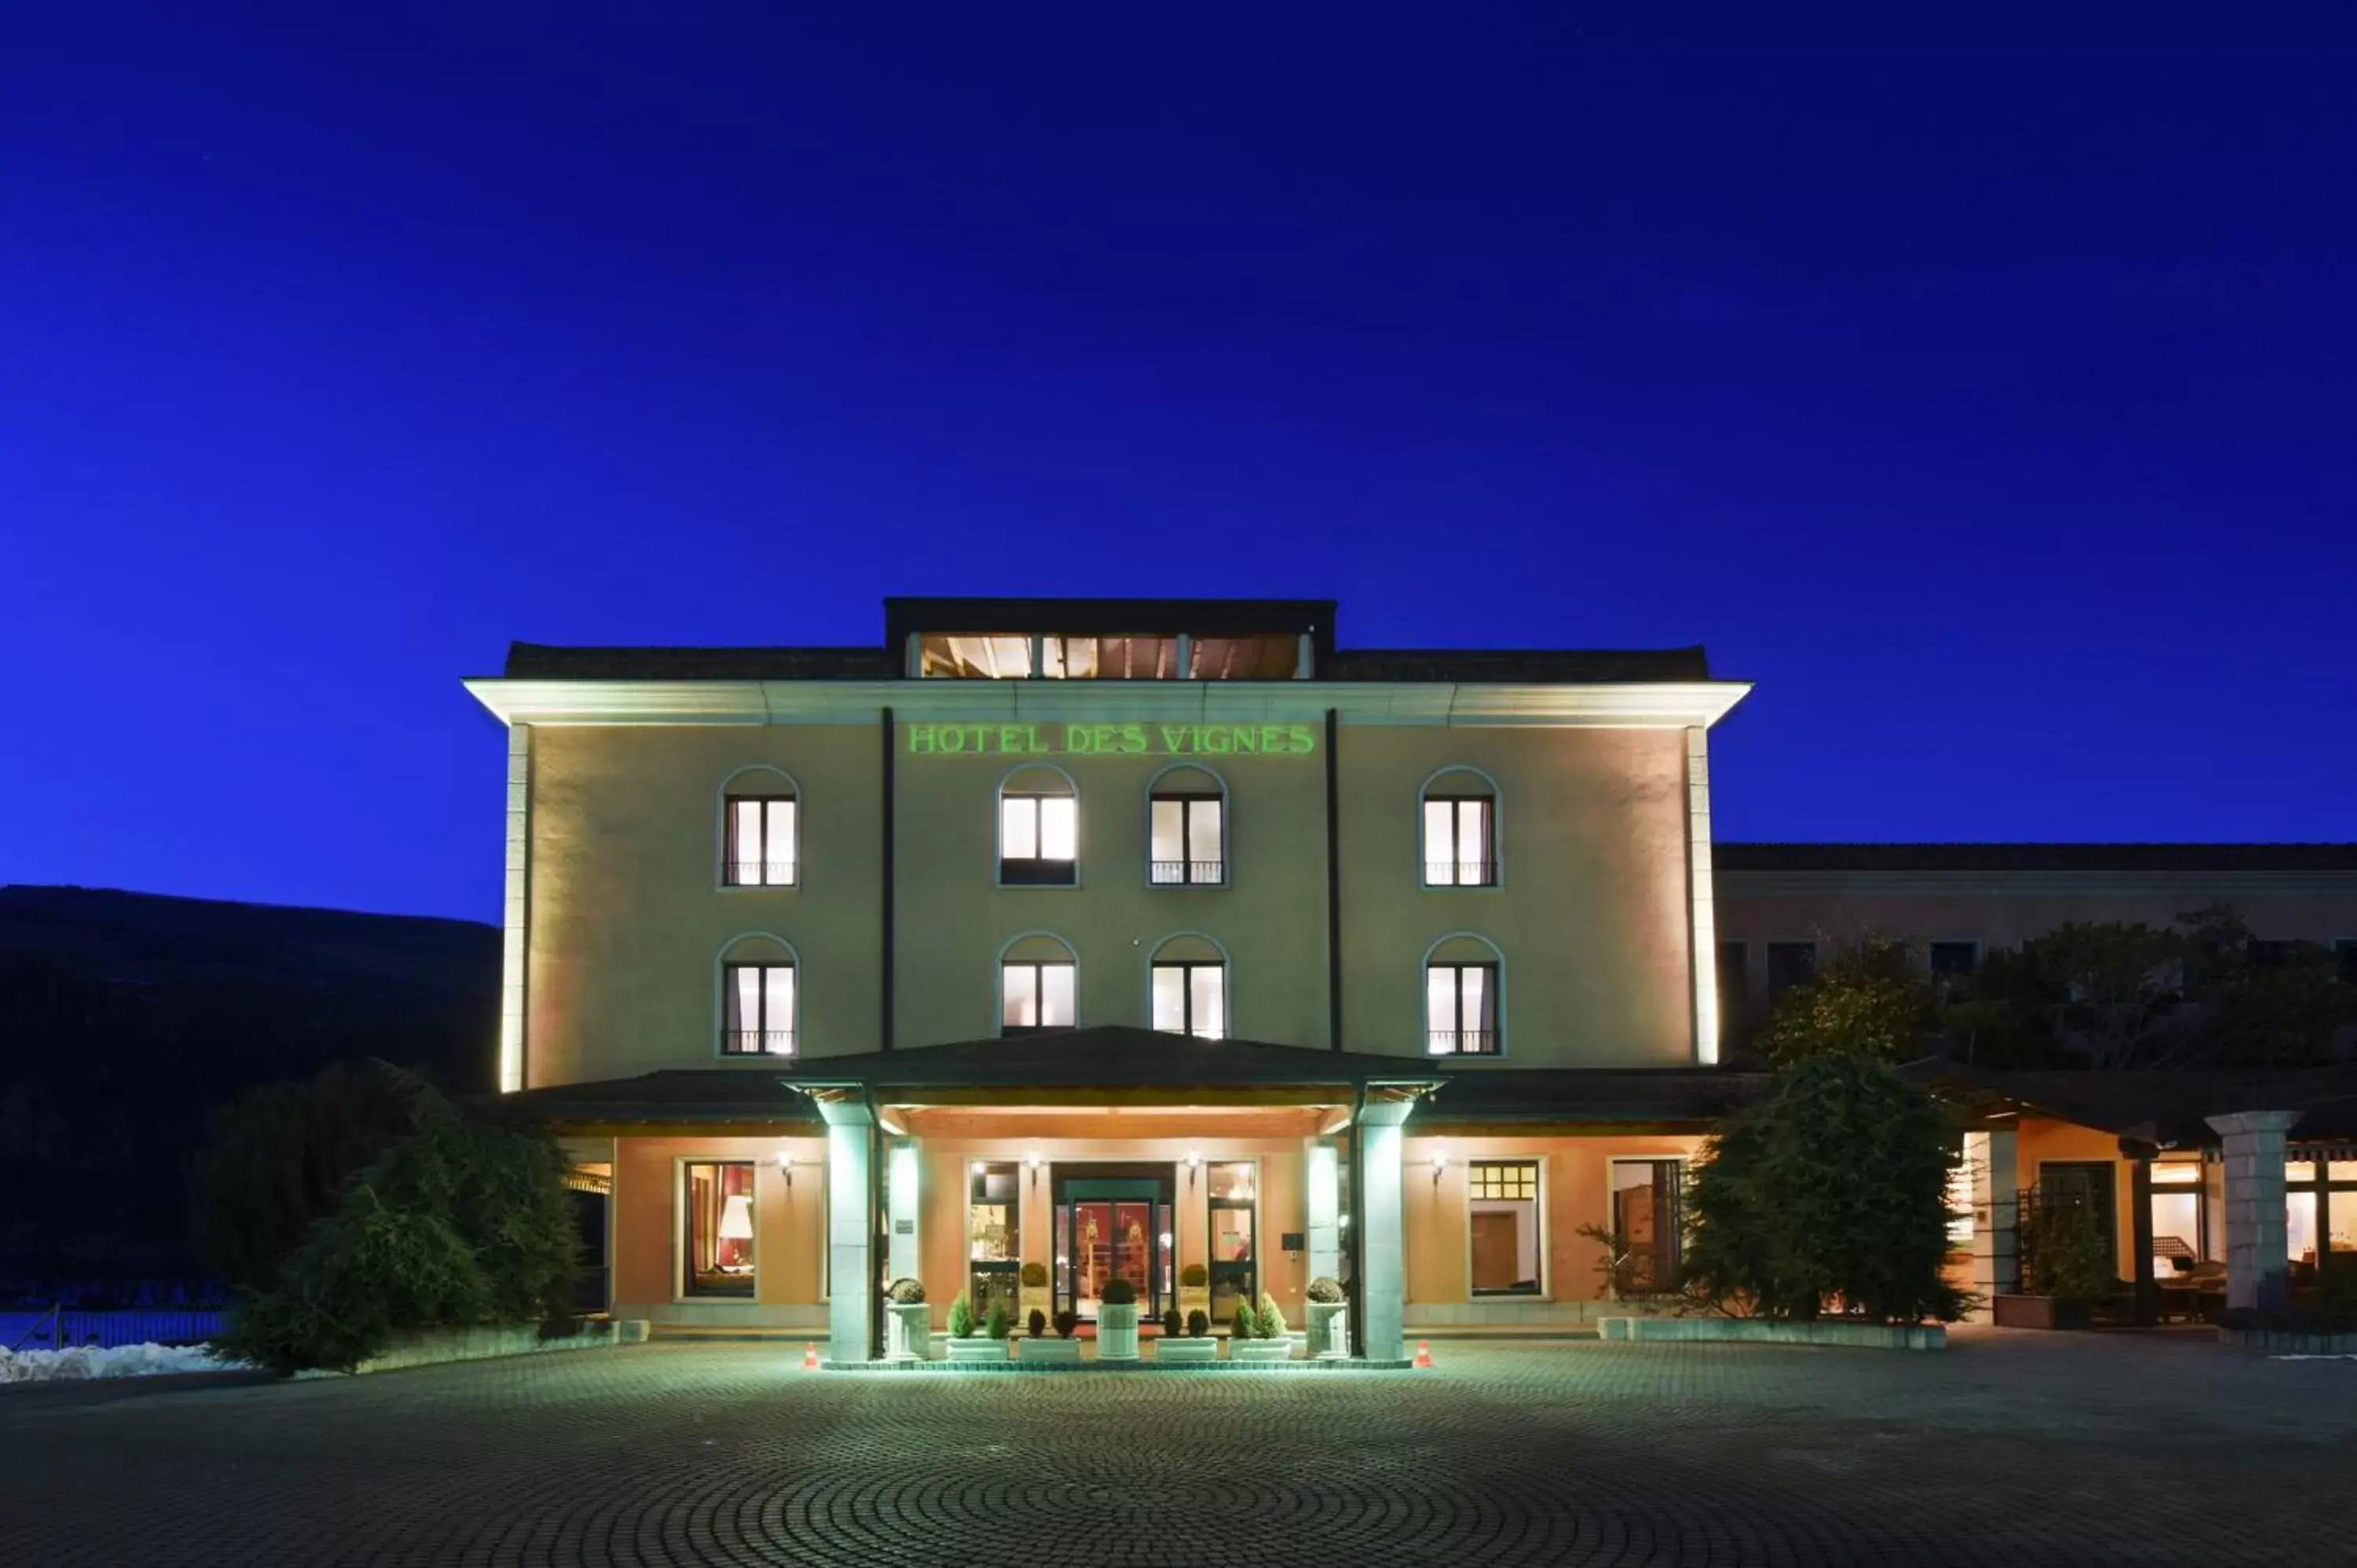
left=907, top=721, right=1318, bottom=757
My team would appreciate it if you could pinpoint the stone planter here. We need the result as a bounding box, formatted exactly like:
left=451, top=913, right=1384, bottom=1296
left=1992, top=1294, right=2094, bottom=1332
left=1096, top=1303, right=1140, bottom=1361
left=945, top=1335, right=1011, bottom=1365
left=1305, top=1300, right=1350, bottom=1359
left=1230, top=1338, right=1293, bottom=1364
left=1597, top=1317, right=1947, bottom=1350
left=2218, top=1325, right=2357, bottom=1354
left=1156, top=1335, right=1219, bottom=1364
left=885, top=1302, right=933, bottom=1362
left=1019, top=1335, right=1083, bottom=1364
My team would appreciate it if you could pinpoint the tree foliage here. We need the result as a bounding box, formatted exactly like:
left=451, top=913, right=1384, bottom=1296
left=1757, top=937, right=1940, bottom=1068
left=1684, top=1053, right=1969, bottom=1324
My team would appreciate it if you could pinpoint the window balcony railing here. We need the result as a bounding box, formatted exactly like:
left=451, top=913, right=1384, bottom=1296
left=1423, top=860, right=1497, bottom=887
left=723, top=1030, right=795, bottom=1057
left=1427, top=1029, right=1500, bottom=1057
left=724, top=860, right=798, bottom=887
left=1149, top=859, right=1226, bottom=885
left=999, top=857, right=1079, bottom=886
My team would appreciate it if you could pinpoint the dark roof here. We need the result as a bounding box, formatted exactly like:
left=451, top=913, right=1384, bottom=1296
left=1325, top=647, right=1710, bottom=683
left=1718, top=843, right=2357, bottom=874
left=1416, top=1068, right=1770, bottom=1127
left=884, top=596, right=1337, bottom=650
left=1904, top=1063, right=2357, bottom=1146
left=504, top=643, right=894, bottom=680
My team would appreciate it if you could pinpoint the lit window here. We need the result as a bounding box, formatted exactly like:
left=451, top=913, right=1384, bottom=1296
left=920, top=634, right=1033, bottom=679
left=1001, top=793, right=1078, bottom=885
left=723, top=963, right=794, bottom=1055
left=1149, top=793, right=1225, bottom=885
left=1151, top=962, right=1226, bottom=1039
left=1609, top=1160, right=1684, bottom=1295
left=1003, top=961, right=1077, bottom=1034
left=724, top=795, right=797, bottom=886
left=1043, top=636, right=1178, bottom=680
left=1468, top=1160, right=1541, bottom=1297
left=1187, top=635, right=1299, bottom=679
left=1422, top=791, right=1495, bottom=886
left=682, top=1160, right=755, bottom=1298
left=1426, top=962, right=1498, bottom=1054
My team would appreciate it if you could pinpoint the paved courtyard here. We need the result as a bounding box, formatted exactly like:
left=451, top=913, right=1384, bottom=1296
left=3, top=1331, right=2352, bottom=1567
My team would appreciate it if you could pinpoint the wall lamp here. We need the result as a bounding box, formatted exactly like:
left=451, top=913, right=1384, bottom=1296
left=775, top=1152, right=794, bottom=1189
left=1430, top=1150, right=1450, bottom=1189
left=1185, top=1149, right=1202, bottom=1190
left=1027, top=1151, right=1043, bottom=1192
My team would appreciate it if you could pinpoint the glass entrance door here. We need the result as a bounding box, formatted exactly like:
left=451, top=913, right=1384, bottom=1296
left=1052, top=1168, right=1174, bottom=1321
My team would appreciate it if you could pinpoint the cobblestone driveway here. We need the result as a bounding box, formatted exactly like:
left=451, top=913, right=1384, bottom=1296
left=3, top=1331, right=2352, bottom=1566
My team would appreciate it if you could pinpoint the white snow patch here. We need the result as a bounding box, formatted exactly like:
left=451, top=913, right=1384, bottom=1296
left=0, top=1343, right=247, bottom=1385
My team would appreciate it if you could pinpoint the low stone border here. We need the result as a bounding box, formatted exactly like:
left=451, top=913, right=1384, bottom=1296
left=1598, top=1316, right=1946, bottom=1350
left=844, top=1357, right=1413, bottom=1372
left=2219, top=1326, right=2357, bottom=1354
left=325, top=1319, right=651, bottom=1377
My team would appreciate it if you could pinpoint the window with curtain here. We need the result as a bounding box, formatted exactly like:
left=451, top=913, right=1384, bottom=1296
left=723, top=962, right=795, bottom=1055
left=1000, top=793, right=1079, bottom=885
left=723, top=794, right=797, bottom=886
left=1149, top=793, right=1224, bottom=885
left=1422, top=792, right=1496, bottom=886
left=1002, top=960, right=1077, bottom=1034
left=1425, top=962, right=1499, bottom=1054
left=1150, top=961, right=1226, bottom=1039
left=682, top=1160, right=755, bottom=1298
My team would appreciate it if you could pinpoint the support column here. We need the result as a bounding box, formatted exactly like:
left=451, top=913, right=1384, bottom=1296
left=1358, top=1100, right=1413, bottom=1363
left=1967, top=1126, right=2018, bottom=1319
left=887, top=1141, right=922, bottom=1287
left=2122, top=1138, right=2157, bottom=1326
left=2205, top=1110, right=2303, bottom=1314
left=817, top=1097, right=877, bottom=1366
left=1304, top=1139, right=1341, bottom=1288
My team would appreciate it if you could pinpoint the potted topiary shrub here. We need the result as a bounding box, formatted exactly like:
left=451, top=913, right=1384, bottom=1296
left=1020, top=1260, right=1053, bottom=1324
left=1995, top=1200, right=2115, bottom=1331
left=1160, top=1306, right=1182, bottom=1337
left=945, top=1290, right=1007, bottom=1364
left=1054, top=1308, right=1079, bottom=1339
left=1157, top=1302, right=1218, bottom=1362
left=884, top=1277, right=930, bottom=1362
left=1187, top=1309, right=1210, bottom=1337
left=1022, top=1302, right=1082, bottom=1363
left=1178, top=1262, right=1211, bottom=1324
left=1096, top=1277, right=1142, bottom=1361
left=1304, top=1276, right=1349, bottom=1360
left=1028, top=1308, right=1047, bottom=1339
left=1233, top=1291, right=1292, bottom=1363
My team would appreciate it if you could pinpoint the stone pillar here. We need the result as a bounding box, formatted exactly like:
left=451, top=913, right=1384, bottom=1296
left=817, top=1099, right=877, bottom=1366
left=1358, top=1101, right=1413, bottom=1363
left=2205, top=1110, right=2303, bottom=1314
left=1967, top=1126, right=2019, bottom=1319
left=1304, top=1138, right=1341, bottom=1288
left=2121, top=1139, right=2157, bottom=1326
left=887, top=1141, right=922, bottom=1287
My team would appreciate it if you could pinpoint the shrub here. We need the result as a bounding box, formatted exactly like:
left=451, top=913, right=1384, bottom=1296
left=1020, top=1261, right=1049, bottom=1288
left=2020, top=1199, right=2115, bottom=1303
left=1684, top=1052, right=1969, bottom=1324
left=1229, top=1302, right=1256, bottom=1339
left=1179, top=1262, right=1208, bottom=1288
left=1028, top=1307, right=1047, bottom=1337
left=1100, top=1277, right=1137, bottom=1307
left=984, top=1295, right=1012, bottom=1340
left=946, top=1291, right=975, bottom=1338
left=1186, top=1309, right=1209, bottom=1337
left=1052, top=1308, right=1078, bottom=1339
left=1255, top=1292, right=1288, bottom=1339
left=215, top=1072, right=578, bottom=1374
left=1306, top=1277, right=1343, bottom=1304
left=1160, top=1307, right=1181, bottom=1335
left=885, top=1277, right=926, bottom=1305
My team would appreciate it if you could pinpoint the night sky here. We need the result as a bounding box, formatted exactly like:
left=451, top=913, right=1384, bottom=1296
left=5, top=6, right=2352, bottom=923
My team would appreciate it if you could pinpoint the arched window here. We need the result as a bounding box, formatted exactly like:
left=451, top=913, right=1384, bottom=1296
left=999, top=932, right=1078, bottom=1035
left=1146, top=764, right=1226, bottom=886
left=717, top=932, right=797, bottom=1056
left=1420, top=767, right=1498, bottom=888
left=998, top=765, right=1079, bottom=887
left=719, top=766, right=798, bottom=887
left=1147, top=933, right=1229, bottom=1039
left=1424, top=932, right=1504, bottom=1056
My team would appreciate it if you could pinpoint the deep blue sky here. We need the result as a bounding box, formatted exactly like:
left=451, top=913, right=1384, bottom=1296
left=5, top=6, right=2353, bottom=924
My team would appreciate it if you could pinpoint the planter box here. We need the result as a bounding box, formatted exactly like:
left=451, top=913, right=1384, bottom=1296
left=1155, top=1335, right=1219, bottom=1364
left=343, top=1320, right=643, bottom=1376
left=1230, top=1338, right=1293, bottom=1364
left=1305, top=1300, right=1349, bottom=1359
left=1096, top=1303, right=1140, bottom=1361
left=885, top=1302, right=932, bottom=1362
left=1992, top=1294, right=2094, bottom=1332
left=1019, top=1335, right=1083, bottom=1364
left=945, top=1336, right=1010, bottom=1365
left=1597, top=1316, right=1945, bottom=1350
left=2219, top=1326, right=2357, bottom=1354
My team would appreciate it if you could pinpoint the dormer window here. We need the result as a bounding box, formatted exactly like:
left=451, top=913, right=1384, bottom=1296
left=908, top=622, right=1314, bottom=680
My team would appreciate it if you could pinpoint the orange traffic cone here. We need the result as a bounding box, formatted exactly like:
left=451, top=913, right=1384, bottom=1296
left=803, top=1341, right=819, bottom=1371
left=1413, top=1340, right=1433, bottom=1368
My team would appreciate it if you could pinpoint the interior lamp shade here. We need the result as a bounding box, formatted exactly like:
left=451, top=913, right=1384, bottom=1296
left=717, top=1193, right=755, bottom=1241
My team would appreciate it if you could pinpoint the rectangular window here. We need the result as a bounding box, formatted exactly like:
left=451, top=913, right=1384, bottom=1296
left=1002, top=961, right=1077, bottom=1033
left=1042, top=635, right=1180, bottom=680
left=1425, top=962, right=1499, bottom=1055
left=1000, top=794, right=1078, bottom=885
left=1928, top=940, right=1978, bottom=978
left=1151, top=962, right=1226, bottom=1039
left=920, top=634, right=1033, bottom=679
left=723, top=963, right=794, bottom=1055
left=1715, top=941, right=1747, bottom=1020
left=1422, top=797, right=1496, bottom=886
left=1765, top=941, right=1817, bottom=998
left=1468, top=1159, right=1541, bottom=1297
left=2338, top=940, right=2357, bottom=986
left=1187, top=634, right=1300, bottom=680
left=1609, top=1160, right=1684, bottom=1295
left=682, top=1160, right=755, bottom=1299
left=968, top=1160, right=1020, bottom=1318
left=1208, top=1160, right=1257, bottom=1324
left=1149, top=794, right=1225, bottom=884
left=724, top=797, right=797, bottom=886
